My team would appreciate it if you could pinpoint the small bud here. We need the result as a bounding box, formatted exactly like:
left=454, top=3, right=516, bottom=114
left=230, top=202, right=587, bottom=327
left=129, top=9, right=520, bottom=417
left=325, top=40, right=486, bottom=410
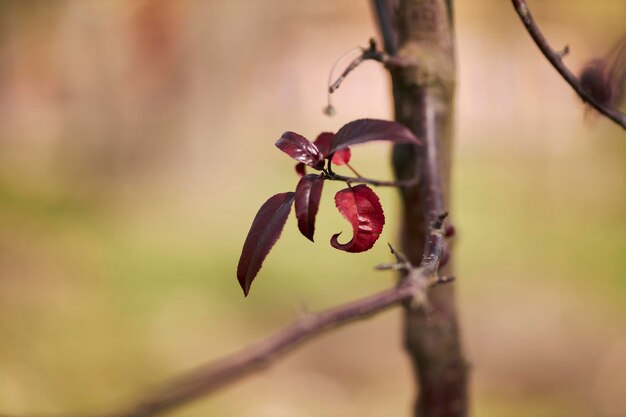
left=323, top=104, right=336, bottom=117
left=579, top=60, right=612, bottom=106
left=579, top=36, right=626, bottom=109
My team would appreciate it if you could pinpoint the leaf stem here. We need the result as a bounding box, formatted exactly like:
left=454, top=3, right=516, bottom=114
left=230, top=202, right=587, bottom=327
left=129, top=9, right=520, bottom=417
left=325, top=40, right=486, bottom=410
left=345, top=162, right=363, bottom=178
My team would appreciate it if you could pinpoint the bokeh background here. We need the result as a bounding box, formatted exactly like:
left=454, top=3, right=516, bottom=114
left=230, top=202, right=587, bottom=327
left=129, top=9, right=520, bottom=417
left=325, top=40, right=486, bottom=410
left=0, top=1, right=625, bottom=416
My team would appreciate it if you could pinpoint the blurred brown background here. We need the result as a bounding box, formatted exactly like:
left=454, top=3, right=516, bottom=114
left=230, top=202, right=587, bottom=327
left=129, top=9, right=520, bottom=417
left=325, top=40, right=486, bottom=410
left=0, top=1, right=625, bottom=416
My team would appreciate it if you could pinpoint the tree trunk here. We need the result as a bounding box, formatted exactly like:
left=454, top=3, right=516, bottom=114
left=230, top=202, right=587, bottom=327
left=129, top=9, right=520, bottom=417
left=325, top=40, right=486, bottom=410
left=375, top=1, right=469, bottom=416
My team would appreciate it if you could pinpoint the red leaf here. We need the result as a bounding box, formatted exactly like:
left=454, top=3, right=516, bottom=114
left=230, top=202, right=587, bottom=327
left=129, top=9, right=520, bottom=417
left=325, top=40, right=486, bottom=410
left=313, top=132, right=335, bottom=157
left=295, top=162, right=306, bottom=177
left=276, top=132, right=325, bottom=170
left=331, top=185, right=385, bottom=253
left=328, top=119, right=421, bottom=155
left=313, top=132, right=351, bottom=165
left=295, top=174, right=325, bottom=242
left=237, top=192, right=295, bottom=296
left=331, top=148, right=351, bottom=165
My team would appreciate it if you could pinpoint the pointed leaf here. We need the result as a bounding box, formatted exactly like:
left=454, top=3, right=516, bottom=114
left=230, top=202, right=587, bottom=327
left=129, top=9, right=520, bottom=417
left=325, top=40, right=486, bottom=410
left=329, top=119, right=421, bottom=155
left=237, top=192, right=295, bottom=296
left=295, top=174, right=325, bottom=242
left=313, top=132, right=351, bottom=165
left=276, top=132, right=325, bottom=170
left=331, top=185, right=385, bottom=253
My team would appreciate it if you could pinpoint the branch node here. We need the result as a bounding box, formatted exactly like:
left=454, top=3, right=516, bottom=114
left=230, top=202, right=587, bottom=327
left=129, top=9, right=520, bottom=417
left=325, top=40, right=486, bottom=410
left=409, top=290, right=430, bottom=311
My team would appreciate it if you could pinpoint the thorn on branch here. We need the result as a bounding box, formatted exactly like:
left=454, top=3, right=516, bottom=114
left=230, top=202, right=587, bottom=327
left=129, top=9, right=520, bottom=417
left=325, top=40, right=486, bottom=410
left=387, top=243, right=411, bottom=265
left=557, top=44, right=570, bottom=59
left=375, top=244, right=412, bottom=272
left=376, top=243, right=452, bottom=310
left=432, top=212, right=449, bottom=230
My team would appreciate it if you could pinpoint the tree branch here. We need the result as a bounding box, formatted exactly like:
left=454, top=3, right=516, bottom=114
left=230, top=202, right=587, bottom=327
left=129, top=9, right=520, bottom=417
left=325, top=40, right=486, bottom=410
left=103, top=242, right=449, bottom=417
left=512, top=0, right=626, bottom=129
left=1, top=218, right=451, bottom=417
left=0, top=3, right=465, bottom=417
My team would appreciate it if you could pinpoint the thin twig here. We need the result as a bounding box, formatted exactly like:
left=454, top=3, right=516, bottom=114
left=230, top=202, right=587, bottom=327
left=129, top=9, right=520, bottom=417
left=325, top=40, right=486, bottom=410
left=512, top=0, right=626, bottom=129
left=329, top=54, right=365, bottom=94
left=324, top=156, right=418, bottom=188
left=325, top=38, right=417, bottom=115
left=324, top=46, right=364, bottom=116
left=325, top=170, right=418, bottom=187
left=328, top=39, right=387, bottom=94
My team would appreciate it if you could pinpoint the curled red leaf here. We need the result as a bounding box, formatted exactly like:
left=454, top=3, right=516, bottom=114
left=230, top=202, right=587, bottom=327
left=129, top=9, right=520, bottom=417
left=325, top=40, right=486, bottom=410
left=331, top=184, right=385, bottom=253
left=276, top=132, right=325, bottom=170
left=237, top=192, right=295, bottom=296
left=295, top=174, right=325, bottom=242
left=313, top=132, right=351, bottom=165
left=328, top=119, right=421, bottom=155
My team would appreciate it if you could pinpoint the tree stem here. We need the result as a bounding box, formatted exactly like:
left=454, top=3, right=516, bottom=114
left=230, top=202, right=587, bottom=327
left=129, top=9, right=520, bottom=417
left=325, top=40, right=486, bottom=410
left=373, top=1, right=469, bottom=416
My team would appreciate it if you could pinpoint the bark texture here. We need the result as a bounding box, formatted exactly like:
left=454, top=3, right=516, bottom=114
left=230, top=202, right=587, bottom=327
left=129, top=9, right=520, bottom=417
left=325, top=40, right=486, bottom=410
left=377, top=0, right=469, bottom=416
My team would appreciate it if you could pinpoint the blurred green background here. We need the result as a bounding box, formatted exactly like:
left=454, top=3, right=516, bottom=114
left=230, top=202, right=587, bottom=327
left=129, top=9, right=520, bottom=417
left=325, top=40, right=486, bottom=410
left=0, top=1, right=625, bottom=416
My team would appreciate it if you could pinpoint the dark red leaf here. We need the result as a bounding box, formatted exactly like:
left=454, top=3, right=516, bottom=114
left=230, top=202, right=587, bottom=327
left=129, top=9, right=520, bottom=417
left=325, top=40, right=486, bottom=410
left=331, top=184, right=385, bottom=253
left=276, top=132, right=325, bottom=170
left=237, top=192, right=295, bottom=296
left=313, top=132, right=335, bottom=157
left=295, top=163, right=306, bottom=177
left=295, top=174, right=325, bottom=242
left=328, top=119, right=421, bottom=155
left=314, top=132, right=351, bottom=165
